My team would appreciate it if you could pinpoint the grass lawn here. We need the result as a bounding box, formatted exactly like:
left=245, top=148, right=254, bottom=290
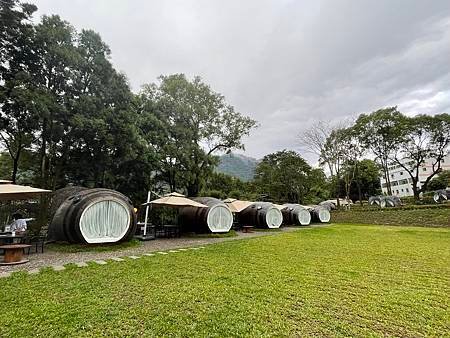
left=1, top=224, right=449, bottom=337
left=47, top=239, right=142, bottom=253
left=332, top=205, right=450, bottom=227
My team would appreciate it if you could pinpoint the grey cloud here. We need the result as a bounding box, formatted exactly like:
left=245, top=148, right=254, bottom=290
left=31, top=0, right=450, bottom=161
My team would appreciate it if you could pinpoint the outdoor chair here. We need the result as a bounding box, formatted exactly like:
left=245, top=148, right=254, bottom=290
left=22, top=226, right=48, bottom=255
left=22, top=234, right=46, bottom=255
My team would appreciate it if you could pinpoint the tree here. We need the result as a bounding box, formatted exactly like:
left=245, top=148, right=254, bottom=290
left=303, top=167, right=330, bottom=204
left=339, top=159, right=381, bottom=203
left=329, top=128, right=362, bottom=206
left=299, top=121, right=351, bottom=206
left=254, top=150, right=313, bottom=203
left=0, top=0, right=38, bottom=182
left=353, top=107, right=404, bottom=195
left=139, top=74, right=257, bottom=196
left=390, top=114, right=450, bottom=200
left=427, top=170, right=450, bottom=191
left=32, top=15, right=79, bottom=188
left=58, top=29, right=143, bottom=189
left=300, top=121, right=338, bottom=176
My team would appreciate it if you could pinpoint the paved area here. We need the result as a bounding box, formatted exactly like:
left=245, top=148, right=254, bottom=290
left=0, top=226, right=326, bottom=275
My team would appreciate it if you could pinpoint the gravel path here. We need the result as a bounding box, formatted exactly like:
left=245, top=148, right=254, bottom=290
left=0, top=226, right=326, bottom=275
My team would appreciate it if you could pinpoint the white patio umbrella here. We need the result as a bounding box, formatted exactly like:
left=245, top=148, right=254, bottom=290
left=142, top=192, right=208, bottom=208
left=0, top=183, right=51, bottom=201
left=140, top=192, right=208, bottom=237
left=223, top=199, right=253, bottom=213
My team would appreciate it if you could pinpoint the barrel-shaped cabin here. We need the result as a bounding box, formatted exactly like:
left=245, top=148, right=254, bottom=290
left=305, top=205, right=331, bottom=223
left=238, top=202, right=283, bottom=229
left=49, top=188, right=137, bottom=244
left=282, top=204, right=311, bottom=226
left=179, top=197, right=233, bottom=233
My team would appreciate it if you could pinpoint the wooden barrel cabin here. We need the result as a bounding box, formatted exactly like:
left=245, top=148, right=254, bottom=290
left=305, top=205, right=331, bottom=223
left=49, top=188, right=137, bottom=244
left=179, top=197, right=233, bottom=233
left=282, top=204, right=311, bottom=226
left=239, top=202, right=283, bottom=229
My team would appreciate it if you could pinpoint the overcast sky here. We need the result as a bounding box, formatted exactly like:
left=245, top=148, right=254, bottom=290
left=31, top=0, right=450, bottom=161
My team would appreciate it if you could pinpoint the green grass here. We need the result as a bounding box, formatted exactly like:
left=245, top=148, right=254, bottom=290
left=1, top=224, right=449, bottom=336
left=332, top=206, right=450, bottom=227
left=47, top=239, right=142, bottom=253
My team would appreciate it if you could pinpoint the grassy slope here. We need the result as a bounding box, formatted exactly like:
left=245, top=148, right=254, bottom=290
left=1, top=225, right=449, bottom=337
left=332, top=206, right=450, bottom=227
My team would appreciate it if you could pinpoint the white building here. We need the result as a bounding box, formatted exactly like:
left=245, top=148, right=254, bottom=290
left=380, top=151, right=450, bottom=197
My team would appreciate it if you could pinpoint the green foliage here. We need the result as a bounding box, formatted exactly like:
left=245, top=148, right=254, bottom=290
left=427, top=170, right=450, bottom=191
left=339, top=159, right=381, bottom=202
left=2, top=3, right=258, bottom=204
left=354, top=108, right=450, bottom=200
left=254, top=150, right=329, bottom=203
left=332, top=205, right=450, bottom=227
left=353, top=107, right=404, bottom=195
left=1, top=225, right=449, bottom=336
left=138, top=74, right=257, bottom=196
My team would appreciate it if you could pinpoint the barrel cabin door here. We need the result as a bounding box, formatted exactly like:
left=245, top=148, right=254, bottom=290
left=79, top=198, right=131, bottom=243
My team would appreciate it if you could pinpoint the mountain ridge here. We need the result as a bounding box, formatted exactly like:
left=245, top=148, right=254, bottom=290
left=216, top=153, right=258, bottom=181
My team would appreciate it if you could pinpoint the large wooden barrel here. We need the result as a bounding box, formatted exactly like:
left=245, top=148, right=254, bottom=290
left=305, top=205, right=331, bottom=223
left=282, top=204, right=311, bottom=225
left=238, top=202, right=283, bottom=229
left=49, top=188, right=137, bottom=244
left=179, top=197, right=233, bottom=233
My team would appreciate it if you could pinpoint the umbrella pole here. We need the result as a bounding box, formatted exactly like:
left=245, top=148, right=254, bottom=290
left=143, top=191, right=151, bottom=237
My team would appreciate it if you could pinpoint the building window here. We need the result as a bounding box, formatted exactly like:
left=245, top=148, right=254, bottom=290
left=401, top=189, right=404, bottom=192
left=396, top=190, right=399, bottom=194
left=406, top=188, right=409, bottom=192
left=400, top=171, right=403, bottom=175
left=423, top=168, right=427, bottom=171
left=391, top=174, right=394, bottom=178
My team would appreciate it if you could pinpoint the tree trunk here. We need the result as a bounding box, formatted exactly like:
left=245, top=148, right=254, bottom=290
left=382, top=162, right=392, bottom=195
left=187, top=184, right=199, bottom=197
left=357, top=180, right=362, bottom=205
left=11, top=155, right=19, bottom=184
left=40, top=120, right=48, bottom=188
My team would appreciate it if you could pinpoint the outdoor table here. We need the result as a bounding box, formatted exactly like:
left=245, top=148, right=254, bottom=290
left=0, top=244, right=31, bottom=265
left=161, top=224, right=180, bottom=238
left=0, top=233, right=25, bottom=244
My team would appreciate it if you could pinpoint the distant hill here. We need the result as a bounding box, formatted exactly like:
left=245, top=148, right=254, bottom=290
left=216, top=153, right=258, bottom=181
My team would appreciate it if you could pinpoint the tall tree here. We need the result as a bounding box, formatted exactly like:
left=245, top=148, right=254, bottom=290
left=340, top=159, right=381, bottom=204
left=33, top=15, right=79, bottom=188
left=139, top=74, right=257, bottom=196
left=0, top=0, right=38, bottom=182
left=299, top=121, right=351, bottom=206
left=59, top=29, right=142, bottom=189
left=353, top=107, right=404, bottom=195
left=390, top=114, right=450, bottom=200
left=254, top=150, right=313, bottom=204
